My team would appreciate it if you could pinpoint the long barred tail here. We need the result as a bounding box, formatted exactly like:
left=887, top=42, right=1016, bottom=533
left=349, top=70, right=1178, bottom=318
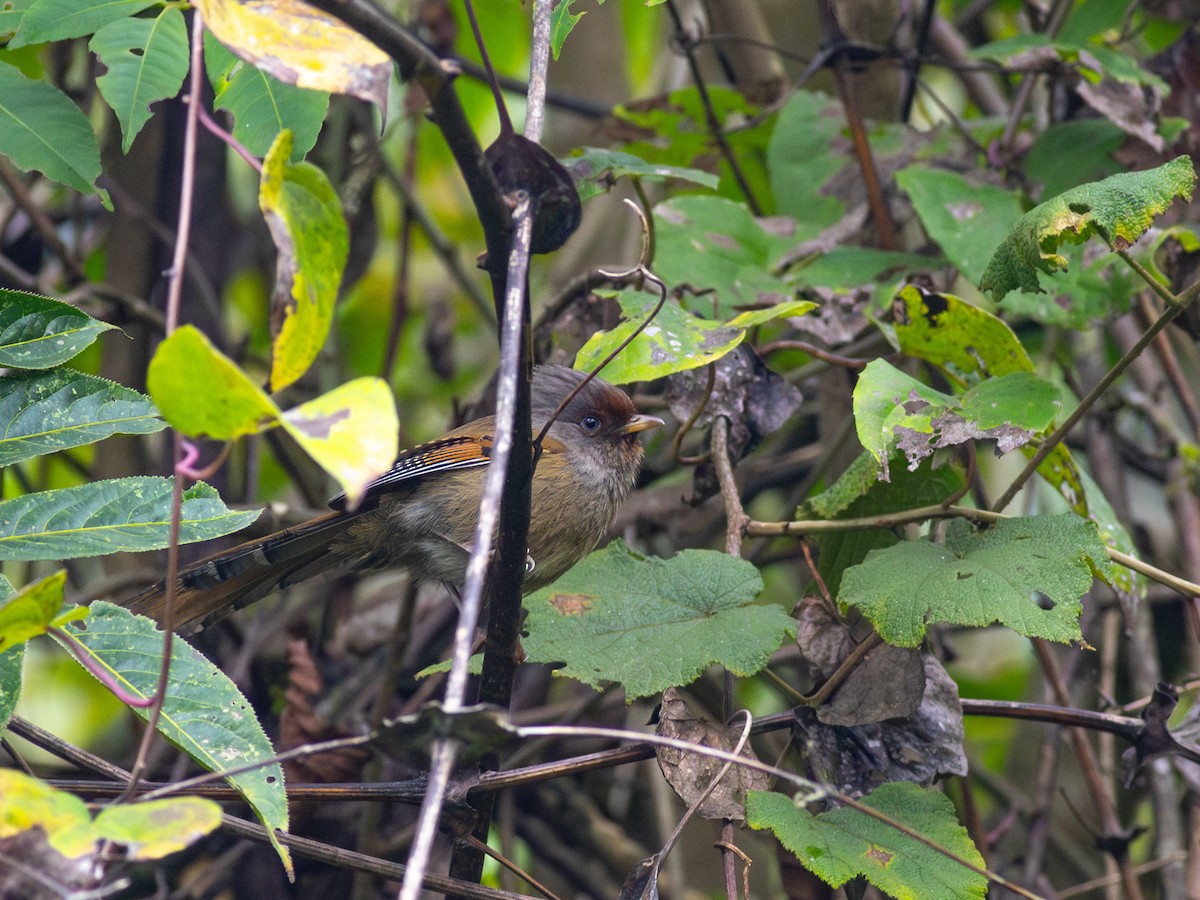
left=124, top=510, right=353, bottom=631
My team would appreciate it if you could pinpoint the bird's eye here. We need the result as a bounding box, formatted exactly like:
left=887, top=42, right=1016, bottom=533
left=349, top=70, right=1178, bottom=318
left=580, top=414, right=602, bottom=433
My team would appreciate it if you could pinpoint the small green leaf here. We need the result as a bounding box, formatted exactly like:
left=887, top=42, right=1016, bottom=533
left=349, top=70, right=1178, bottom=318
left=204, top=33, right=328, bottom=160
left=747, top=784, right=987, bottom=899
left=0, top=61, right=106, bottom=202
left=765, top=91, right=847, bottom=228
left=92, top=796, right=222, bottom=860
left=91, top=7, right=189, bottom=154
left=63, top=602, right=291, bottom=873
left=839, top=514, right=1110, bottom=646
left=0, top=291, right=115, bottom=368
left=10, top=0, right=155, bottom=47
left=0, top=368, right=165, bottom=466
left=0, top=477, right=261, bottom=560
left=981, top=156, right=1196, bottom=300
left=523, top=541, right=795, bottom=699
left=279, top=377, right=398, bottom=504
left=853, top=360, right=1060, bottom=477
left=550, top=0, right=586, bottom=59
left=0, top=569, right=69, bottom=653
left=260, top=130, right=349, bottom=391
left=574, top=293, right=743, bottom=383
left=565, top=146, right=718, bottom=203
left=725, top=299, right=817, bottom=329
left=147, top=325, right=280, bottom=440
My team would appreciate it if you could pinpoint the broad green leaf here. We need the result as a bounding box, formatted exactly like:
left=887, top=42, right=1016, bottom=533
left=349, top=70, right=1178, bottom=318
left=0, top=576, right=23, bottom=730
left=839, top=514, right=1110, bottom=646
left=573, top=293, right=743, bottom=383
left=802, top=453, right=965, bottom=597
left=1025, top=120, right=1124, bottom=200
left=766, top=91, right=848, bottom=228
left=565, top=146, right=718, bottom=203
left=0, top=570, right=86, bottom=653
left=980, top=156, right=1196, bottom=300
left=0, top=769, right=94, bottom=858
left=894, top=166, right=1023, bottom=285
left=523, top=541, right=796, bottom=699
left=260, top=130, right=349, bottom=392
left=747, top=784, right=987, bottom=899
left=0, top=478, right=261, bottom=560
left=204, top=34, right=329, bottom=160
left=0, top=368, right=165, bottom=465
left=791, top=247, right=927, bottom=289
left=147, top=325, right=279, bottom=440
left=279, top=377, right=398, bottom=504
left=60, top=602, right=290, bottom=873
left=550, top=0, right=586, bottom=59
left=653, top=195, right=795, bottom=316
left=92, top=797, right=222, bottom=860
left=0, top=292, right=114, bottom=369
left=91, top=7, right=189, bottom=153
left=196, top=0, right=388, bottom=110
left=0, top=0, right=32, bottom=39
left=9, top=0, right=154, bottom=47
left=0, top=61, right=106, bottom=202
left=853, top=359, right=1060, bottom=478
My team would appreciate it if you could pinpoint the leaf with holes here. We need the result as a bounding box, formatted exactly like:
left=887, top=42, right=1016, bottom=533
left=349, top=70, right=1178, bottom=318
left=838, top=514, right=1110, bottom=647
left=981, top=156, right=1195, bottom=299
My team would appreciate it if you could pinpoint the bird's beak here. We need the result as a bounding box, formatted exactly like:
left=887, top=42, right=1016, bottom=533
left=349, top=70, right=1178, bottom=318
left=619, top=414, right=664, bottom=435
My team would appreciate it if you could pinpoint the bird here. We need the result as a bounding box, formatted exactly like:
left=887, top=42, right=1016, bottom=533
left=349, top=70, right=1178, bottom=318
left=127, top=366, right=663, bottom=630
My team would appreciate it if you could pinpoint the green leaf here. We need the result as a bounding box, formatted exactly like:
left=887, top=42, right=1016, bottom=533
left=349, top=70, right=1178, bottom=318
left=91, top=7, right=189, bottom=153
left=0, top=291, right=114, bottom=369
left=574, top=291, right=813, bottom=383
left=802, top=453, right=965, bottom=597
left=0, top=0, right=33, bottom=40
left=0, top=368, right=165, bottom=465
left=573, top=293, right=742, bottom=383
left=0, top=576, right=23, bottom=730
left=894, top=166, right=1023, bottom=285
left=980, top=156, right=1196, bottom=300
left=60, top=602, right=290, bottom=873
left=653, top=195, right=795, bottom=316
left=892, top=284, right=1032, bottom=378
left=0, top=61, right=106, bottom=202
left=523, top=541, right=796, bottom=699
left=92, top=796, right=222, bottom=860
left=791, top=247, right=927, bottom=290
left=0, top=477, right=261, bottom=560
left=565, top=146, right=718, bottom=203
left=204, top=33, right=328, bottom=160
left=260, top=129, right=349, bottom=391
left=279, top=377, right=398, bottom=505
left=0, top=570, right=81, bottom=653
left=147, top=325, right=279, bottom=440
left=549, top=0, right=586, bottom=60
left=747, top=784, right=987, bottom=899
left=765, top=90, right=848, bottom=229
left=10, top=0, right=155, bottom=47
left=1025, top=120, right=1124, bottom=200
left=839, top=514, right=1110, bottom=646
left=853, top=360, right=1060, bottom=478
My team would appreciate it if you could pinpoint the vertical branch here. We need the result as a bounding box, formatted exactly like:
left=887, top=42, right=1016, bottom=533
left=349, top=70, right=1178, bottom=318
left=123, top=9, right=207, bottom=795
left=399, top=195, right=535, bottom=900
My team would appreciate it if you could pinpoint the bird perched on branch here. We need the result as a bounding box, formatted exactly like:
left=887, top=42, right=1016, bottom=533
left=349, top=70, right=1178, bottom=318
left=127, top=366, right=662, bottom=631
